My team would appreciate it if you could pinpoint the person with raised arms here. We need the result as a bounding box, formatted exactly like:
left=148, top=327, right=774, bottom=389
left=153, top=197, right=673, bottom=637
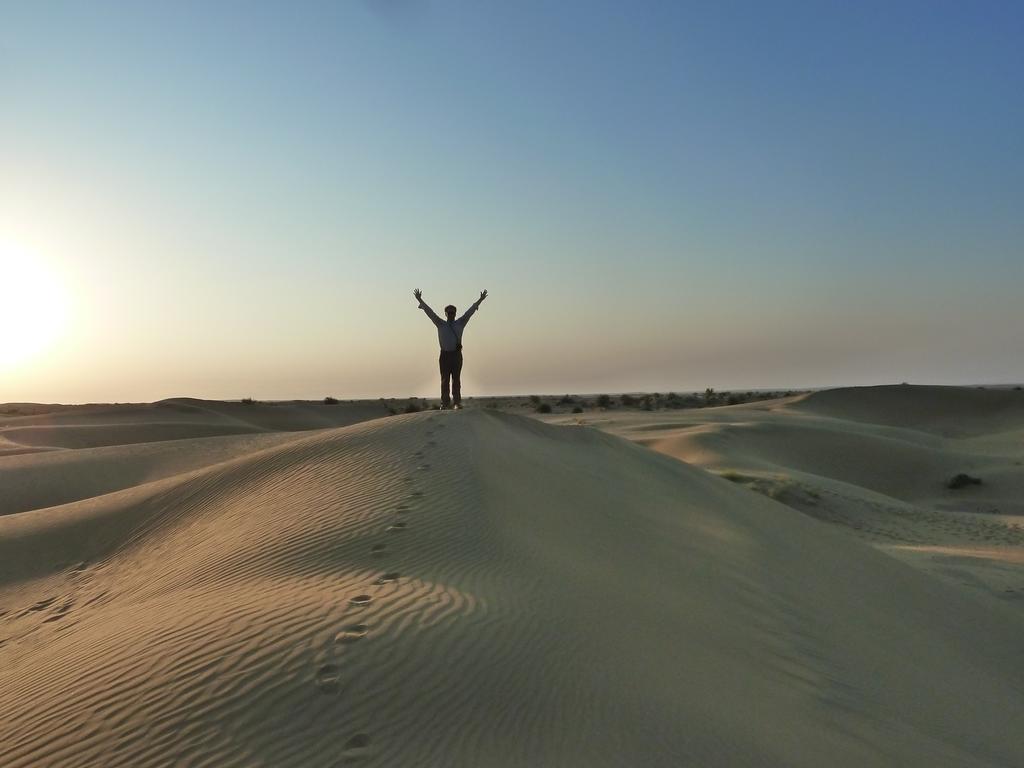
left=413, top=288, right=488, bottom=410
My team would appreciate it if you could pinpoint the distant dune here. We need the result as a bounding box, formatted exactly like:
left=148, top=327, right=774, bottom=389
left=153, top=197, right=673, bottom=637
left=791, top=384, right=1024, bottom=436
left=2, top=391, right=1024, bottom=766
left=0, top=400, right=391, bottom=516
left=0, top=399, right=391, bottom=451
left=556, top=384, right=1024, bottom=615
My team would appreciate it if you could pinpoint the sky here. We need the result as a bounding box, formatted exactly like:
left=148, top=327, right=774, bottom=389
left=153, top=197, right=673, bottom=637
left=2, top=0, right=1022, bottom=402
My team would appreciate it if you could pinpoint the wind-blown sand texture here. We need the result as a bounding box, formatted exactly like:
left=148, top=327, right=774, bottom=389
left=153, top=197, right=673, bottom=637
left=2, top=389, right=1024, bottom=766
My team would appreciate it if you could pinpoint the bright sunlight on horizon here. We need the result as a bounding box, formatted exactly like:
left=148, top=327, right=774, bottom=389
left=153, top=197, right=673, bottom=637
left=2, top=1, right=1022, bottom=403
left=0, top=245, right=70, bottom=373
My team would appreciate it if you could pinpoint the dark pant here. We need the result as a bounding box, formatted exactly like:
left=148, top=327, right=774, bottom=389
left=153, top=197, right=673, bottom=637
left=439, top=350, right=463, bottom=406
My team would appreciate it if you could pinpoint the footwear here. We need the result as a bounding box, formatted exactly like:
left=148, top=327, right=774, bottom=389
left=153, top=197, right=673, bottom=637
left=439, top=404, right=449, bottom=410
left=453, top=404, right=463, bottom=410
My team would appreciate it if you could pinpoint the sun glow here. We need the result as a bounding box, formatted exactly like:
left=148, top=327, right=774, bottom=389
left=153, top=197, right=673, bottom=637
left=0, top=246, right=70, bottom=371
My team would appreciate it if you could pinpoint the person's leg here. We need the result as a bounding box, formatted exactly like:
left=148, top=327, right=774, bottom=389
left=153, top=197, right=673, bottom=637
left=439, top=352, right=452, bottom=407
left=452, top=352, right=464, bottom=405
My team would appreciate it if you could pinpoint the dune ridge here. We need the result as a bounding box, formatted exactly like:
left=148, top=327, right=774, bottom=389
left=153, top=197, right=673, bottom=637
left=2, top=407, right=1024, bottom=766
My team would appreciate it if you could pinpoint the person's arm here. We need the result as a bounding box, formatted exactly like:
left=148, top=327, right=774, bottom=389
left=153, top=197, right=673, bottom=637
left=413, top=288, right=443, bottom=326
left=457, top=289, right=488, bottom=325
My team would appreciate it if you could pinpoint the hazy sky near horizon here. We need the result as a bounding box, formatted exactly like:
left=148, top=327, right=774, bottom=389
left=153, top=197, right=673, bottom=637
left=2, top=1, right=1022, bottom=402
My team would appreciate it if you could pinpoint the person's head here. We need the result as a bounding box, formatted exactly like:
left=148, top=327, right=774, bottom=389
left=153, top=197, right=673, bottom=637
left=444, top=305, right=456, bottom=321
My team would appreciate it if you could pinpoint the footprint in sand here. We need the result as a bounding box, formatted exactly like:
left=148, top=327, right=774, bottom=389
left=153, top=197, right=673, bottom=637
left=426, top=440, right=437, bottom=447
left=21, top=597, right=57, bottom=616
left=342, top=734, right=371, bottom=761
left=315, top=664, right=342, bottom=694
left=42, top=600, right=73, bottom=623
left=417, top=464, right=431, bottom=471
left=395, top=504, right=411, bottom=514
left=371, top=543, right=388, bottom=557
left=83, top=591, right=110, bottom=607
left=335, top=624, right=369, bottom=644
left=349, top=594, right=373, bottom=607
left=409, top=491, right=423, bottom=499
left=374, top=572, right=400, bottom=585
left=386, top=522, right=407, bottom=533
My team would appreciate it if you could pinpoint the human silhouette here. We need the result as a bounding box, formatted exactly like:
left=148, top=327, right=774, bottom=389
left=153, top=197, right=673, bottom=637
left=414, top=288, right=488, bottom=409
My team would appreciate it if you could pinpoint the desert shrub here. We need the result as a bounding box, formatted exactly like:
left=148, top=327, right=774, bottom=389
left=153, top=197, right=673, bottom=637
left=720, top=470, right=747, bottom=483
left=403, top=402, right=421, bottom=414
left=387, top=407, right=397, bottom=415
left=664, top=392, right=699, bottom=409
left=572, top=405, right=584, bottom=414
left=1015, top=386, right=1023, bottom=391
left=947, top=473, right=982, bottom=490
left=323, top=396, right=339, bottom=405
left=597, top=394, right=612, bottom=408
left=704, top=387, right=717, bottom=406
left=620, top=394, right=636, bottom=406
left=557, top=395, right=575, bottom=405
left=529, top=394, right=542, bottom=405
left=727, top=393, right=741, bottom=406
left=241, top=397, right=256, bottom=405
left=536, top=403, right=552, bottom=414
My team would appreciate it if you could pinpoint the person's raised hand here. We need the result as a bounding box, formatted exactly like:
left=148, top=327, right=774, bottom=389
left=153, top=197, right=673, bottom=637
left=414, top=288, right=422, bottom=301
left=479, top=289, right=488, bottom=301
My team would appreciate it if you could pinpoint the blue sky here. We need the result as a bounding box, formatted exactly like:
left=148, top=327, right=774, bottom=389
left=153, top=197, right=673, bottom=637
left=1, top=1, right=1022, bottom=401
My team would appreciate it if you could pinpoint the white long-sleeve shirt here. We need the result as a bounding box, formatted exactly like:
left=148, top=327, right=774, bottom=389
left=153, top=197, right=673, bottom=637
left=419, top=300, right=481, bottom=351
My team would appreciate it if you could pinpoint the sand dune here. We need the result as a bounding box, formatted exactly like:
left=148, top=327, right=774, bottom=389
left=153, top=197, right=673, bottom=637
left=0, top=399, right=390, bottom=450
left=645, top=420, right=981, bottom=502
left=554, top=385, right=1024, bottom=612
left=0, top=431, right=309, bottom=517
left=2, top=405, right=1024, bottom=766
left=792, top=384, right=1024, bottom=437
left=0, top=399, right=391, bottom=515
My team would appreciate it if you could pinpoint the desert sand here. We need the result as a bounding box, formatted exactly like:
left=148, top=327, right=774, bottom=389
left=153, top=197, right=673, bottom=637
left=550, top=385, right=1024, bottom=608
left=2, top=387, right=1024, bottom=766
